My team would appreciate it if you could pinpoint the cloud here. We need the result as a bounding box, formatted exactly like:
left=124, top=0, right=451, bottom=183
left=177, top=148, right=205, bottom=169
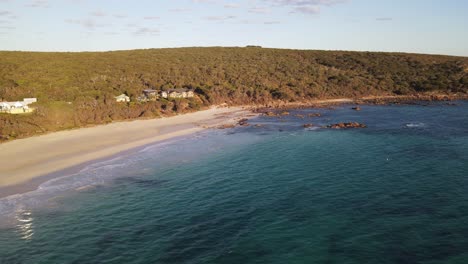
left=192, top=0, right=218, bottom=3
left=26, top=0, right=50, bottom=8
left=291, top=5, right=320, bottom=14
left=144, top=16, right=160, bottom=20
left=113, top=14, right=127, bottom=19
left=0, top=11, right=12, bottom=16
left=134, top=27, right=159, bottom=36
left=169, top=8, right=191, bottom=12
left=376, top=17, right=393, bottom=21
left=249, top=7, right=271, bottom=14
left=203, top=15, right=236, bottom=21
left=66, top=19, right=107, bottom=30
left=0, top=25, right=15, bottom=29
left=264, top=0, right=347, bottom=15
left=90, top=10, right=107, bottom=17
left=267, top=0, right=347, bottom=5
left=264, top=20, right=281, bottom=24
left=224, top=3, right=239, bottom=8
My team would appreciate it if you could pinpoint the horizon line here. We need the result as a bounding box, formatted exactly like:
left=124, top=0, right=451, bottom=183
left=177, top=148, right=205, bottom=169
left=0, top=46, right=466, bottom=58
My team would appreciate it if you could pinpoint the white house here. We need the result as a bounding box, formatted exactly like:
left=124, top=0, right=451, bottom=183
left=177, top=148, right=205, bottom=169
left=0, top=102, right=11, bottom=111
left=23, top=98, right=37, bottom=105
left=115, top=94, right=130, bottom=103
left=163, top=88, right=195, bottom=99
left=9, top=102, right=25, bottom=109
left=0, top=98, right=36, bottom=114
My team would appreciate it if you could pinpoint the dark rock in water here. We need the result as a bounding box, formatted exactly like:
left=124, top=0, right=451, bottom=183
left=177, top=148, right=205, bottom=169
left=303, top=123, right=314, bottom=128
left=238, top=118, right=250, bottom=126
left=264, top=111, right=277, bottom=117
left=218, top=124, right=235, bottom=129
left=352, top=106, right=361, bottom=111
left=326, top=122, right=367, bottom=129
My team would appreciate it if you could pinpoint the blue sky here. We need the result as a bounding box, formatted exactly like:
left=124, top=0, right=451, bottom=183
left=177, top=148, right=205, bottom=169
left=0, top=0, right=467, bottom=56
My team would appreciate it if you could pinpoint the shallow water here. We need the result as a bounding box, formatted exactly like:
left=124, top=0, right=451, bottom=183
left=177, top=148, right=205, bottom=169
left=1, top=102, right=467, bottom=263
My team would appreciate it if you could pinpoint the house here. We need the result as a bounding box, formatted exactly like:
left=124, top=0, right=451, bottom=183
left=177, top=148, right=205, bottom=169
left=115, top=94, right=130, bottom=102
left=23, top=98, right=37, bottom=105
left=165, top=88, right=195, bottom=99
left=0, top=98, right=36, bottom=114
left=0, top=102, right=10, bottom=111
left=168, top=88, right=187, bottom=99
left=9, top=102, right=25, bottom=109
left=143, top=89, right=159, bottom=98
left=137, top=95, right=148, bottom=102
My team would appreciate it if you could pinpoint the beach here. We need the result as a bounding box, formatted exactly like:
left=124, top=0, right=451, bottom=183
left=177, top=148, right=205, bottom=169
left=0, top=106, right=251, bottom=195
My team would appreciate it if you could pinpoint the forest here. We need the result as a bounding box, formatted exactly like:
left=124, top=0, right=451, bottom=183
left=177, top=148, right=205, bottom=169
left=0, top=47, right=467, bottom=141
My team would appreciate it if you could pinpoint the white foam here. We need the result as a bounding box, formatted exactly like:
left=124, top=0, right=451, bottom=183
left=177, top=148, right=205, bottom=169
left=405, top=122, right=426, bottom=128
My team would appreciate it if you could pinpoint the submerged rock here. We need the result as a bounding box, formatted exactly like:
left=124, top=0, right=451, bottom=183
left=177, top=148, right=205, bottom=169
left=326, top=122, right=367, bottom=129
left=264, top=111, right=277, bottom=117
left=218, top=124, right=236, bottom=129
left=238, top=118, right=250, bottom=126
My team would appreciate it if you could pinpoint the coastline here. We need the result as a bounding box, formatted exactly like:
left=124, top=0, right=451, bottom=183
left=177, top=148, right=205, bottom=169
left=0, top=106, right=253, bottom=198
left=0, top=94, right=466, bottom=198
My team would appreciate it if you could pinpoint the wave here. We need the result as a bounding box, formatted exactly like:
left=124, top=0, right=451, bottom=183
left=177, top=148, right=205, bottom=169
left=0, top=129, right=258, bottom=224
left=405, top=122, right=426, bottom=128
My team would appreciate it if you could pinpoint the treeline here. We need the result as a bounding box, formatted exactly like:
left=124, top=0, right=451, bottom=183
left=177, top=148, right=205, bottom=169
left=0, top=47, right=467, bottom=141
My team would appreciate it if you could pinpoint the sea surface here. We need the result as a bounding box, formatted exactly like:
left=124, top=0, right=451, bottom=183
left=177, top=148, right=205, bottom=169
left=0, top=101, right=467, bottom=264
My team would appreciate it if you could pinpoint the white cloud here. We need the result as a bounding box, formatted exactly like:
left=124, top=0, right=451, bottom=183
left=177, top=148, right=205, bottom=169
left=224, top=3, right=240, bottom=8
left=249, top=7, right=271, bottom=14
left=66, top=19, right=107, bottom=30
left=90, top=10, right=107, bottom=17
left=144, top=16, right=160, bottom=20
left=26, top=0, right=50, bottom=8
left=134, top=27, right=159, bottom=36
left=291, top=5, right=320, bottom=14
left=264, top=0, right=347, bottom=15
left=0, top=11, right=12, bottom=16
left=204, top=15, right=237, bottom=21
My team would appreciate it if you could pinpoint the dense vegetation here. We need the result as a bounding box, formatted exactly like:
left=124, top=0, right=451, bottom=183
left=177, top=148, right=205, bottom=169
left=0, top=47, right=467, bottom=141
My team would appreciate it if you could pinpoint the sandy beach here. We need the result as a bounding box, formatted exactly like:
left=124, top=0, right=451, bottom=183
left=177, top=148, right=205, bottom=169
left=0, top=107, right=250, bottom=194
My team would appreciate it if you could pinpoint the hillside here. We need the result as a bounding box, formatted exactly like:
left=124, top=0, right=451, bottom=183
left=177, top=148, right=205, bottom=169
left=1, top=47, right=467, bottom=141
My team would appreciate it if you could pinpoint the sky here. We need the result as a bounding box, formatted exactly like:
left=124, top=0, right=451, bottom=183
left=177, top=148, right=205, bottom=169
left=0, top=0, right=467, bottom=56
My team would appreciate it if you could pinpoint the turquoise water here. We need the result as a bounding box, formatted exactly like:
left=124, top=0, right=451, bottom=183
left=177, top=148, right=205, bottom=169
left=1, top=102, right=467, bottom=263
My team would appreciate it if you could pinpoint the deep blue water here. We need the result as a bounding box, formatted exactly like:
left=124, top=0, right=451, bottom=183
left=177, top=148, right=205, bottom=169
left=0, top=102, right=467, bottom=264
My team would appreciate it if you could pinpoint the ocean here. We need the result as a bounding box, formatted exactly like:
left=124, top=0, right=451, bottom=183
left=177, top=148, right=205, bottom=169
left=0, top=101, right=467, bottom=264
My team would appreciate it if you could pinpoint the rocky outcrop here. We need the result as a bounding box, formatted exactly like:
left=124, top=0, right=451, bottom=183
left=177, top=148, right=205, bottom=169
left=326, top=122, right=367, bottom=129
left=264, top=111, right=277, bottom=117
left=238, top=118, right=250, bottom=126
left=217, top=124, right=235, bottom=129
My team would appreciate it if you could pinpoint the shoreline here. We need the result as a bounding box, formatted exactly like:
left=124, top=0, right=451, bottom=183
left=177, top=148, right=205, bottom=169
left=0, top=94, right=466, bottom=198
left=0, top=107, right=254, bottom=198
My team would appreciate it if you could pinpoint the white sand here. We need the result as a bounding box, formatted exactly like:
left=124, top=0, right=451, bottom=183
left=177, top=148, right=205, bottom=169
left=0, top=107, right=249, bottom=188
